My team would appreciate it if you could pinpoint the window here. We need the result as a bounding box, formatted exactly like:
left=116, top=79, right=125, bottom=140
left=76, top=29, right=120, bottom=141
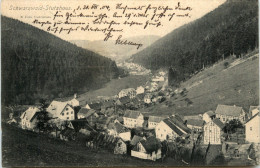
left=250, top=127, right=252, bottom=131
left=71, top=111, right=73, bottom=114
left=62, top=113, right=64, bottom=116
left=67, top=117, right=69, bottom=120
left=223, top=118, right=225, bottom=121
left=66, top=108, right=69, bottom=111
left=67, top=112, right=69, bottom=115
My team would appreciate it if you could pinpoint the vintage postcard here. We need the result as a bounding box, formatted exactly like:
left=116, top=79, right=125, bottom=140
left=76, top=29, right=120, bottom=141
left=1, top=0, right=259, bottom=167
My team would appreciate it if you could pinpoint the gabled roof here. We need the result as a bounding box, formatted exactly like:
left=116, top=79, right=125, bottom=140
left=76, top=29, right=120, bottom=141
left=212, top=118, right=225, bottom=129
left=69, top=119, right=92, bottom=131
left=163, top=118, right=184, bottom=136
left=130, top=135, right=144, bottom=146
left=47, top=101, right=69, bottom=117
left=87, top=102, right=102, bottom=110
left=78, top=108, right=96, bottom=118
left=186, top=119, right=204, bottom=127
left=169, top=115, right=191, bottom=134
left=215, top=105, right=243, bottom=117
left=148, top=116, right=164, bottom=123
left=123, top=110, right=142, bottom=119
left=245, top=112, right=259, bottom=124
left=139, top=136, right=161, bottom=154
left=205, top=110, right=215, bottom=117
left=20, top=107, right=41, bottom=122
left=119, top=96, right=131, bottom=104
left=248, top=105, right=260, bottom=117
left=102, top=100, right=114, bottom=109
left=108, top=122, right=128, bottom=133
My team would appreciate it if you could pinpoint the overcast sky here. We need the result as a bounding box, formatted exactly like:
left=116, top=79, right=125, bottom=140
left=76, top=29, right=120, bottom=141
left=2, top=0, right=226, bottom=41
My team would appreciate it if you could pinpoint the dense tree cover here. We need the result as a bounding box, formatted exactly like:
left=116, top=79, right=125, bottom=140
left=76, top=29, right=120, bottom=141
left=224, top=119, right=244, bottom=134
left=1, top=16, right=119, bottom=105
left=131, top=0, right=258, bottom=83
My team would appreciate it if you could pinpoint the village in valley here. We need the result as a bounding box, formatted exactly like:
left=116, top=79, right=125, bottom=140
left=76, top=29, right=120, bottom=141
left=3, top=60, right=260, bottom=166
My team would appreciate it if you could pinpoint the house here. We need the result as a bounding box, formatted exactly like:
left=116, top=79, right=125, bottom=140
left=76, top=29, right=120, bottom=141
left=68, top=119, right=94, bottom=132
left=118, top=88, right=136, bottom=99
left=144, top=94, right=153, bottom=104
left=67, top=97, right=80, bottom=107
left=186, top=119, right=204, bottom=132
left=47, top=101, right=75, bottom=120
left=203, top=118, right=225, bottom=145
left=245, top=112, right=260, bottom=143
left=155, top=115, right=191, bottom=141
left=114, top=138, right=127, bottom=155
left=20, top=107, right=41, bottom=130
left=248, top=105, right=259, bottom=119
left=77, top=108, right=97, bottom=119
left=116, top=96, right=131, bottom=106
left=101, top=100, right=114, bottom=110
left=203, top=111, right=215, bottom=123
left=215, top=104, right=247, bottom=123
left=131, top=136, right=162, bottom=161
left=85, top=102, right=102, bottom=111
left=123, top=110, right=144, bottom=128
left=136, top=86, right=145, bottom=95
left=107, top=122, right=129, bottom=136
left=130, top=135, right=145, bottom=146
left=148, top=116, right=165, bottom=129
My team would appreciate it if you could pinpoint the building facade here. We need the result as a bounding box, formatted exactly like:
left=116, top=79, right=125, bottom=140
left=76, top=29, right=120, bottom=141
left=203, top=118, right=224, bottom=145
left=245, top=112, right=260, bottom=143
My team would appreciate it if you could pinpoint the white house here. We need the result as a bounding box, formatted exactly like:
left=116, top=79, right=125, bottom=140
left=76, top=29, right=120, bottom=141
left=148, top=116, right=165, bottom=129
left=245, top=112, right=260, bottom=143
left=215, top=104, right=247, bottom=123
left=131, top=136, right=162, bottom=161
left=20, top=107, right=41, bottom=130
left=47, top=101, right=75, bottom=120
left=136, top=86, right=145, bottom=95
left=67, top=98, right=79, bottom=107
left=203, top=118, right=225, bottom=145
left=118, top=88, right=136, bottom=99
left=248, top=106, right=259, bottom=119
left=144, top=94, right=153, bottom=104
left=203, top=110, right=215, bottom=123
left=123, top=110, right=144, bottom=128
left=155, top=115, right=191, bottom=141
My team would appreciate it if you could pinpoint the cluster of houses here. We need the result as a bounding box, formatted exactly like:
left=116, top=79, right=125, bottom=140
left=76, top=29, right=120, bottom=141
left=117, top=62, right=151, bottom=75
left=9, top=72, right=260, bottom=164
left=15, top=93, right=260, bottom=164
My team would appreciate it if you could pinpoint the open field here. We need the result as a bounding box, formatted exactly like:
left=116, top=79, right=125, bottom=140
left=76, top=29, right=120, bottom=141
left=77, top=75, right=150, bottom=105
left=2, top=123, right=183, bottom=167
left=141, top=54, right=259, bottom=116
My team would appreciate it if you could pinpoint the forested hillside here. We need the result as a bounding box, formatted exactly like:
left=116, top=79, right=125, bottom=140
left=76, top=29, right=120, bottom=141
left=1, top=16, right=119, bottom=105
left=131, top=0, right=258, bottom=83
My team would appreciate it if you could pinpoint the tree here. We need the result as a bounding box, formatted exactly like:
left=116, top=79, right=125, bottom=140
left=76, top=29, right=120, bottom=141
left=224, top=119, right=244, bottom=134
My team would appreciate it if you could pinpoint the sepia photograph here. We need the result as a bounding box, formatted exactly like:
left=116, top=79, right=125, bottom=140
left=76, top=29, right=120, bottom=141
left=1, top=0, right=259, bottom=167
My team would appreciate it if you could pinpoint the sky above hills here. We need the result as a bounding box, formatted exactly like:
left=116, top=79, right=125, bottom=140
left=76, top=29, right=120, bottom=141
left=2, top=0, right=225, bottom=41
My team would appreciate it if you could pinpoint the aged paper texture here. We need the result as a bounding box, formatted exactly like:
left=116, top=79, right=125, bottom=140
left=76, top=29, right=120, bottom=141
left=1, top=0, right=259, bottom=167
